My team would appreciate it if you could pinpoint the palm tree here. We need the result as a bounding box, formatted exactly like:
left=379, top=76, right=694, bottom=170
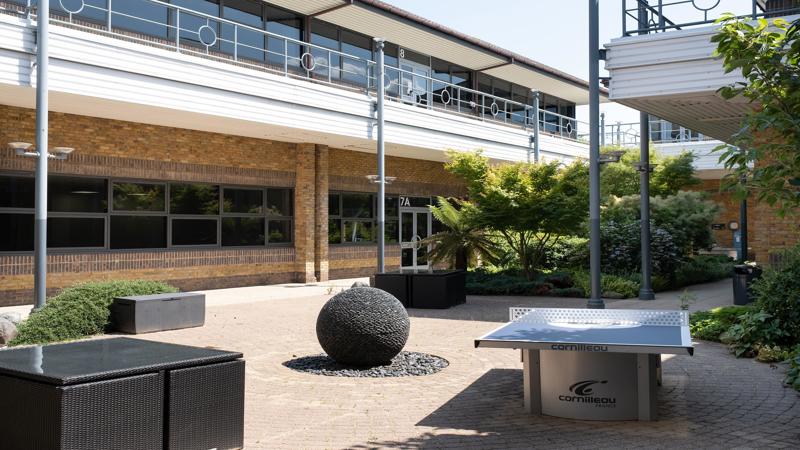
left=421, top=197, right=498, bottom=270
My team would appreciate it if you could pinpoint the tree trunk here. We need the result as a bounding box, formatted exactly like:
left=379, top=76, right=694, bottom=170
left=454, top=248, right=468, bottom=271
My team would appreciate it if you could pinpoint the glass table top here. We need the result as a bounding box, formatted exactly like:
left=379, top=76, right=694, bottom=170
left=0, top=337, right=242, bottom=385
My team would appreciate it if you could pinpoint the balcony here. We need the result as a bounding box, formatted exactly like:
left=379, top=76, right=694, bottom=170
left=0, top=0, right=590, bottom=163
left=606, top=0, right=800, bottom=143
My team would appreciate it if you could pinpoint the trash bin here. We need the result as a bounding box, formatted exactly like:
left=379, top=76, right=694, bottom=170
left=732, top=264, right=762, bottom=305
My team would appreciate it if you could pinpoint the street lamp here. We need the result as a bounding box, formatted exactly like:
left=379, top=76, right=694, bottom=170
left=588, top=0, right=603, bottom=309
left=9, top=141, right=74, bottom=311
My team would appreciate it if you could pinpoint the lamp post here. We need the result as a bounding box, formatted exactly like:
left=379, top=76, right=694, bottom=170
left=374, top=37, right=386, bottom=273
left=587, top=0, right=603, bottom=309
left=531, top=90, right=540, bottom=163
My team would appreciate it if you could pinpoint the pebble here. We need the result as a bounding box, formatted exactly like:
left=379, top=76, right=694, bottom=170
left=284, top=351, right=449, bottom=378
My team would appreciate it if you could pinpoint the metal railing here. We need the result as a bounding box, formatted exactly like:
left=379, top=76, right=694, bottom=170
left=1, top=0, right=589, bottom=141
left=600, top=118, right=715, bottom=147
left=622, top=0, right=800, bottom=36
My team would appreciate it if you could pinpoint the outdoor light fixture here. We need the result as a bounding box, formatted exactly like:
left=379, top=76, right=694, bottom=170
left=598, top=150, right=624, bottom=164
left=7, top=142, right=75, bottom=160
left=633, top=162, right=657, bottom=173
left=366, top=175, right=396, bottom=184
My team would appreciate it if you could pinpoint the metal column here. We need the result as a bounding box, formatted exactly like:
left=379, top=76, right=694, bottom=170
left=532, top=90, right=540, bottom=163
left=374, top=38, right=386, bottom=273
left=638, top=114, right=655, bottom=299
left=739, top=169, right=749, bottom=262
left=587, top=0, right=603, bottom=309
left=34, top=0, right=50, bottom=310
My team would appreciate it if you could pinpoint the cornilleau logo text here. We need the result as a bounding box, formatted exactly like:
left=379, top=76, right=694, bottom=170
left=558, top=380, right=617, bottom=407
left=550, top=343, right=608, bottom=352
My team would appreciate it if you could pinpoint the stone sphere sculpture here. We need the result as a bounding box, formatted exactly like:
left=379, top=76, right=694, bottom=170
left=316, top=287, right=410, bottom=367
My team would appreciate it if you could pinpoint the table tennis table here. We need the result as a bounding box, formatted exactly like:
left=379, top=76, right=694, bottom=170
left=475, top=307, right=693, bottom=421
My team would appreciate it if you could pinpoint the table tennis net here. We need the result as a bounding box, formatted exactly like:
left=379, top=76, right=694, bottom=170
left=509, top=308, right=688, bottom=327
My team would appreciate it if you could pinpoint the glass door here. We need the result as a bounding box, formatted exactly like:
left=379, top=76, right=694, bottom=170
left=399, top=58, right=430, bottom=106
left=400, top=208, right=431, bottom=270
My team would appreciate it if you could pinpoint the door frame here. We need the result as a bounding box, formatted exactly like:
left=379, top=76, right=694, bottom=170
left=399, top=206, right=432, bottom=270
left=398, top=57, right=430, bottom=105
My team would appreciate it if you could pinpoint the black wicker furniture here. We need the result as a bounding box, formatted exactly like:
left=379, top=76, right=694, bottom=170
left=0, top=337, right=244, bottom=450
left=111, top=292, right=206, bottom=334
left=375, top=269, right=466, bottom=309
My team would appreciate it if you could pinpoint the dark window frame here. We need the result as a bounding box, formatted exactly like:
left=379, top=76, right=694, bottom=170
left=0, top=172, right=294, bottom=254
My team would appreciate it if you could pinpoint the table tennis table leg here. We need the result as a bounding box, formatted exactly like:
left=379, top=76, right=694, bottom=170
left=522, top=349, right=541, bottom=415
left=637, top=353, right=658, bottom=421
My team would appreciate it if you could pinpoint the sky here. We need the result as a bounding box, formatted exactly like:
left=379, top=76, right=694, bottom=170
left=381, top=0, right=757, bottom=125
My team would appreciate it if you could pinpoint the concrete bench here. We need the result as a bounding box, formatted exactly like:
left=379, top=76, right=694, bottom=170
left=111, top=292, right=205, bottom=334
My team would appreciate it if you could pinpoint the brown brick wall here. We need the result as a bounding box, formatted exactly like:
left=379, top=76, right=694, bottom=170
left=0, top=105, right=465, bottom=304
left=691, top=179, right=800, bottom=261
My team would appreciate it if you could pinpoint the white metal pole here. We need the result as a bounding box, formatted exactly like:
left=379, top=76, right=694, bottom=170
left=34, top=0, right=50, bottom=310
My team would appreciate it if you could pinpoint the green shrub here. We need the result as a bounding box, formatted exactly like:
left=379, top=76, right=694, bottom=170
left=755, top=345, right=791, bottom=363
left=545, top=236, right=589, bottom=270
left=11, top=280, right=178, bottom=346
left=751, top=245, right=800, bottom=346
left=600, top=221, right=678, bottom=276
left=465, top=270, right=552, bottom=296
left=689, top=306, right=751, bottom=342
left=786, top=345, right=800, bottom=391
left=720, top=310, right=788, bottom=357
left=550, top=287, right=586, bottom=298
left=672, top=255, right=735, bottom=288
left=570, top=271, right=639, bottom=299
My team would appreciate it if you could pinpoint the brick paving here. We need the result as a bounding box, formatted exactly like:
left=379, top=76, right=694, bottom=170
left=134, top=285, right=800, bottom=449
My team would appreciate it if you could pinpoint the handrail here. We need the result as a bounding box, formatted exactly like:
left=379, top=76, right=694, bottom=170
left=599, top=119, right=715, bottom=147
left=622, top=0, right=800, bottom=36
left=5, top=0, right=589, bottom=141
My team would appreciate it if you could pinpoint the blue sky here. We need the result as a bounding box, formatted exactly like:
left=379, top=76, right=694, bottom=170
left=382, top=0, right=756, bottom=124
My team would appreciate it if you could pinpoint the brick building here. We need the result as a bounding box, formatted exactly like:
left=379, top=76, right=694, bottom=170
left=0, top=1, right=598, bottom=305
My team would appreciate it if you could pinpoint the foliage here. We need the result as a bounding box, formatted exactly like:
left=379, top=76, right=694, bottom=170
left=713, top=16, right=800, bottom=216
left=603, top=191, right=720, bottom=257
left=542, top=236, right=589, bottom=270
left=600, top=220, right=678, bottom=276
left=755, top=345, right=791, bottom=363
left=751, top=244, right=800, bottom=345
left=445, top=151, right=588, bottom=279
left=689, top=306, right=751, bottom=342
left=570, top=270, right=639, bottom=299
left=465, top=269, right=552, bottom=296
left=720, top=310, right=788, bottom=358
left=600, top=147, right=700, bottom=198
left=786, top=345, right=800, bottom=391
left=11, top=280, right=178, bottom=346
left=672, top=255, right=735, bottom=288
left=679, top=289, right=697, bottom=311
left=549, top=287, right=586, bottom=298
left=421, top=197, right=498, bottom=270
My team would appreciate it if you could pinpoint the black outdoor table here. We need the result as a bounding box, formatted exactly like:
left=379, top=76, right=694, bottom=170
left=374, top=269, right=465, bottom=309
left=0, top=337, right=244, bottom=450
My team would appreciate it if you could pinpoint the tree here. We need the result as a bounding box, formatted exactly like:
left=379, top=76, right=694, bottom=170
left=713, top=15, right=800, bottom=216
left=421, top=197, right=498, bottom=270
left=600, top=147, right=700, bottom=198
left=445, top=151, right=588, bottom=280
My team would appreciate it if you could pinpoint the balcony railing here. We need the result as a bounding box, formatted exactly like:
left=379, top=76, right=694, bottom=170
left=1, top=0, right=588, bottom=142
left=622, top=0, right=800, bottom=36
left=601, top=119, right=715, bottom=147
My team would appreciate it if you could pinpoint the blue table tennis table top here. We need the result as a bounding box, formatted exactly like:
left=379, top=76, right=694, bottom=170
left=475, top=308, right=693, bottom=355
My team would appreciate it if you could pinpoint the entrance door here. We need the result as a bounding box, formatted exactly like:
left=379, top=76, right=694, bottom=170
left=399, top=58, right=430, bottom=106
left=400, top=208, right=431, bottom=270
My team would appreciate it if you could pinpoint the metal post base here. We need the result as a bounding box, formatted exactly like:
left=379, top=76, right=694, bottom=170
left=638, top=289, right=655, bottom=300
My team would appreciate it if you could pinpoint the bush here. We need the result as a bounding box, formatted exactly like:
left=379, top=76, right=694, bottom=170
left=786, top=346, right=800, bottom=391
left=465, top=269, right=552, bottom=296
left=600, top=221, right=678, bottom=276
left=550, top=287, right=586, bottom=298
left=603, top=191, right=719, bottom=257
left=570, top=270, right=639, bottom=299
left=672, top=255, right=735, bottom=288
left=751, top=245, right=800, bottom=346
left=11, top=280, right=178, bottom=346
left=720, top=310, right=788, bottom=358
left=544, top=236, right=589, bottom=270
left=689, top=306, right=751, bottom=342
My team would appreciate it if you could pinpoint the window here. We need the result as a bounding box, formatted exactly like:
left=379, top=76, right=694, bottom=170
left=0, top=172, right=293, bottom=252
left=341, top=30, right=372, bottom=87
left=113, top=182, right=166, bottom=212
left=310, top=19, right=341, bottom=80
left=111, top=0, right=171, bottom=39
left=329, top=192, right=400, bottom=244
left=266, top=6, right=302, bottom=69
left=170, top=183, right=220, bottom=215
left=221, top=0, right=265, bottom=61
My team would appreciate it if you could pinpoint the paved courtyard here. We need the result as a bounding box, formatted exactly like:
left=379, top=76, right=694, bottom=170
left=119, top=279, right=800, bottom=449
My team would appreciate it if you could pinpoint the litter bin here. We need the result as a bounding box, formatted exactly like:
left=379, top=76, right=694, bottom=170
left=732, top=264, right=762, bottom=305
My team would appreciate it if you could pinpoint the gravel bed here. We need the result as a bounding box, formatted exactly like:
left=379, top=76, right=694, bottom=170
left=283, top=351, right=449, bottom=377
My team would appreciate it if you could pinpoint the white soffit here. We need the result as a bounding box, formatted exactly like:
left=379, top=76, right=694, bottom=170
left=316, top=4, right=507, bottom=70
left=483, top=64, right=601, bottom=105
left=264, top=0, right=345, bottom=15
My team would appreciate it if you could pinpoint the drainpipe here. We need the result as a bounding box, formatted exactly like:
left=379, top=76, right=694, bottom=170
left=375, top=38, right=386, bottom=274
left=33, top=0, right=50, bottom=310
